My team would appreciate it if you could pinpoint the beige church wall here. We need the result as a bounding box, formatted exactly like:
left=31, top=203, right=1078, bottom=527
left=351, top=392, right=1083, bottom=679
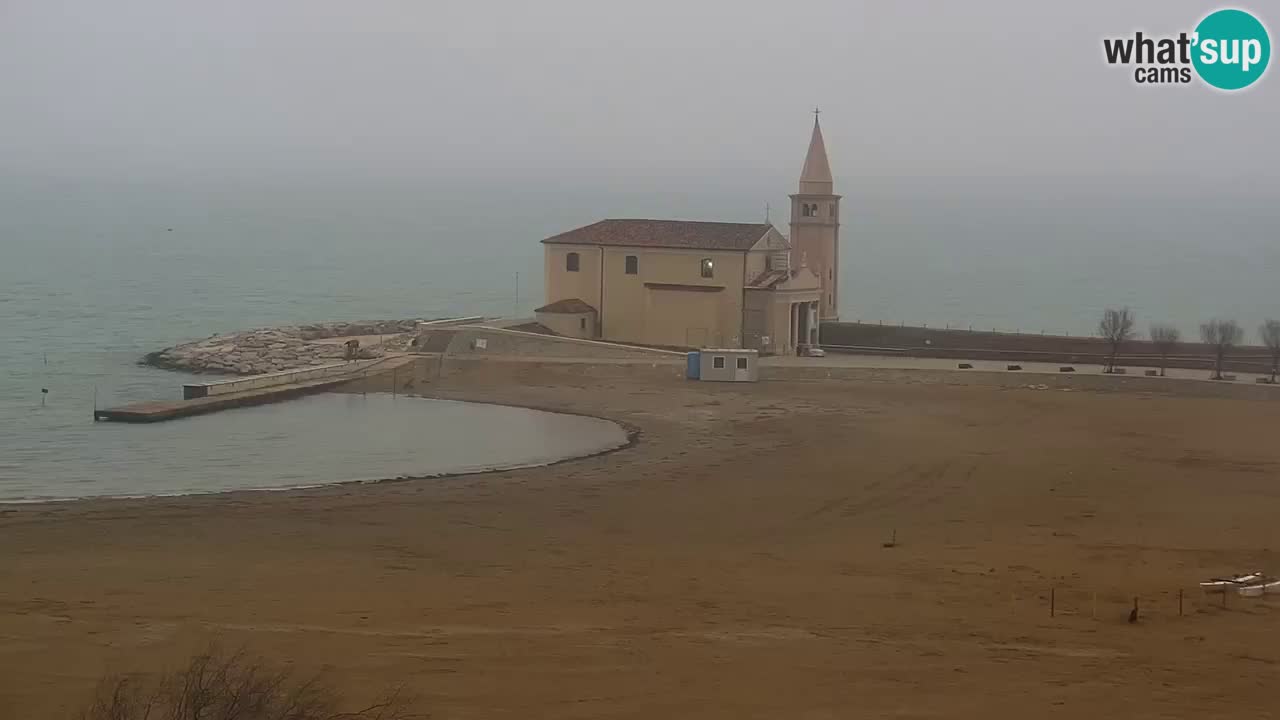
left=742, top=289, right=769, bottom=352
left=593, top=247, right=746, bottom=348
left=596, top=247, right=647, bottom=343
left=744, top=292, right=792, bottom=356
left=769, top=295, right=793, bottom=356
left=744, top=248, right=767, bottom=281
left=743, top=227, right=788, bottom=280
left=543, top=245, right=604, bottom=311
left=643, top=287, right=726, bottom=347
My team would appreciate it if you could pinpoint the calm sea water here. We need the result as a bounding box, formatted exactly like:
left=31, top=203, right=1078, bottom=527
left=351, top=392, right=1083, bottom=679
left=0, top=394, right=627, bottom=503
left=1, top=173, right=1277, bottom=500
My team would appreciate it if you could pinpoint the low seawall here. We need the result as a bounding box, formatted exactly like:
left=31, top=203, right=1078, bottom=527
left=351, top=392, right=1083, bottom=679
left=413, top=354, right=1279, bottom=403
left=182, top=358, right=389, bottom=399
left=416, top=325, right=684, bottom=361
left=763, top=363, right=1280, bottom=401
left=821, top=322, right=1277, bottom=375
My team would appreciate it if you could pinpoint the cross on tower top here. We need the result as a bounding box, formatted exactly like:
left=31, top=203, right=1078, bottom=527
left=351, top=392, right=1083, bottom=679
left=812, top=106, right=821, bottom=123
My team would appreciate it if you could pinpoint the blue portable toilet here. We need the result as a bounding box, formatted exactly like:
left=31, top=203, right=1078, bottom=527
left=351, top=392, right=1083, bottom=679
left=685, top=351, right=701, bottom=380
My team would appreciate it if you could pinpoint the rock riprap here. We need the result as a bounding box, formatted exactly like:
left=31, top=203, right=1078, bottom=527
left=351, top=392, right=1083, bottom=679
left=143, top=319, right=424, bottom=375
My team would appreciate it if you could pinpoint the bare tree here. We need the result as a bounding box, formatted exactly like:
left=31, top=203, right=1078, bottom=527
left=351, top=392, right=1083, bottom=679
left=1148, top=324, right=1181, bottom=377
left=1097, top=307, right=1135, bottom=373
left=1200, top=319, right=1244, bottom=380
left=1261, top=319, right=1280, bottom=384
left=78, top=646, right=421, bottom=720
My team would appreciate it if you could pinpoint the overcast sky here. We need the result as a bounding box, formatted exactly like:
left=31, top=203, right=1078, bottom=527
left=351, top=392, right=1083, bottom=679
left=2, top=0, right=1276, bottom=183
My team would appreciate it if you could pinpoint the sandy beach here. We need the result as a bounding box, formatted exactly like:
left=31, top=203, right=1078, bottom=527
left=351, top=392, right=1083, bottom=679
left=4, top=360, right=1280, bottom=718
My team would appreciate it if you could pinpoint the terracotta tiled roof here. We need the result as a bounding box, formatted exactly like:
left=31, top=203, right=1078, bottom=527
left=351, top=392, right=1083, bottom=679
left=508, top=322, right=558, bottom=335
left=535, top=298, right=597, bottom=314
left=746, top=269, right=791, bottom=289
left=542, top=219, right=773, bottom=252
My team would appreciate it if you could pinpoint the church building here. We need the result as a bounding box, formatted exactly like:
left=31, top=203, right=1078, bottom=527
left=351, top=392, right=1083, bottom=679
left=537, top=114, right=841, bottom=355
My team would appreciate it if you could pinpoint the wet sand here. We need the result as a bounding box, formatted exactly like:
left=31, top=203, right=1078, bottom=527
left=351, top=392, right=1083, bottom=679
left=3, top=361, right=1280, bottom=718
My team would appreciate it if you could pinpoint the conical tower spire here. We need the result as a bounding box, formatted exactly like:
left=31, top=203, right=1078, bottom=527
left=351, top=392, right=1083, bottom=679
left=790, top=108, right=841, bottom=321
left=799, top=109, right=833, bottom=194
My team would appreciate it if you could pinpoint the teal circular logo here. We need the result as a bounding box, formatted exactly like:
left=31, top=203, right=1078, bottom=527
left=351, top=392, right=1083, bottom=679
left=1192, top=9, right=1271, bottom=90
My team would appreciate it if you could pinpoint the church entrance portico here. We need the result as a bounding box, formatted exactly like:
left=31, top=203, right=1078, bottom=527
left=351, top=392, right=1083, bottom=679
left=745, top=267, right=820, bottom=356
left=792, top=300, right=819, bottom=354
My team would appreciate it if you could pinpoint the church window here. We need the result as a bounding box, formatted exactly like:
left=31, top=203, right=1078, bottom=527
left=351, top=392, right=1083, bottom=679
left=625, top=255, right=638, bottom=274
left=801, top=204, right=810, bottom=217
left=829, top=204, right=836, bottom=217
left=580, top=317, right=586, bottom=330
left=566, top=252, right=580, bottom=272
left=736, top=357, right=748, bottom=370
left=712, top=356, right=726, bottom=369
left=829, top=268, right=833, bottom=280
left=700, top=258, right=714, bottom=278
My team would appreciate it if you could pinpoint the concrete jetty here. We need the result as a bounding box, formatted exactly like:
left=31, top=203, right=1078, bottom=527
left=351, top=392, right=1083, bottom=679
left=96, top=356, right=415, bottom=423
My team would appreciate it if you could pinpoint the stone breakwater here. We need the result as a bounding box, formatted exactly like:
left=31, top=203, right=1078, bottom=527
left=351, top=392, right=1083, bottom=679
left=142, top=319, right=424, bottom=375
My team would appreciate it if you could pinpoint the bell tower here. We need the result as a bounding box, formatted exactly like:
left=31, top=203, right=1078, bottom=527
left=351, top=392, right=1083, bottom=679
left=790, top=109, right=841, bottom=320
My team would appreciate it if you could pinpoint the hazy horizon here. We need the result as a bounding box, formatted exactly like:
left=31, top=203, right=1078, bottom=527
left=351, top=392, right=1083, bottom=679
left=2, top=0, right=1277, bottom=346
left=2, top=1, right=1277, bottom=185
